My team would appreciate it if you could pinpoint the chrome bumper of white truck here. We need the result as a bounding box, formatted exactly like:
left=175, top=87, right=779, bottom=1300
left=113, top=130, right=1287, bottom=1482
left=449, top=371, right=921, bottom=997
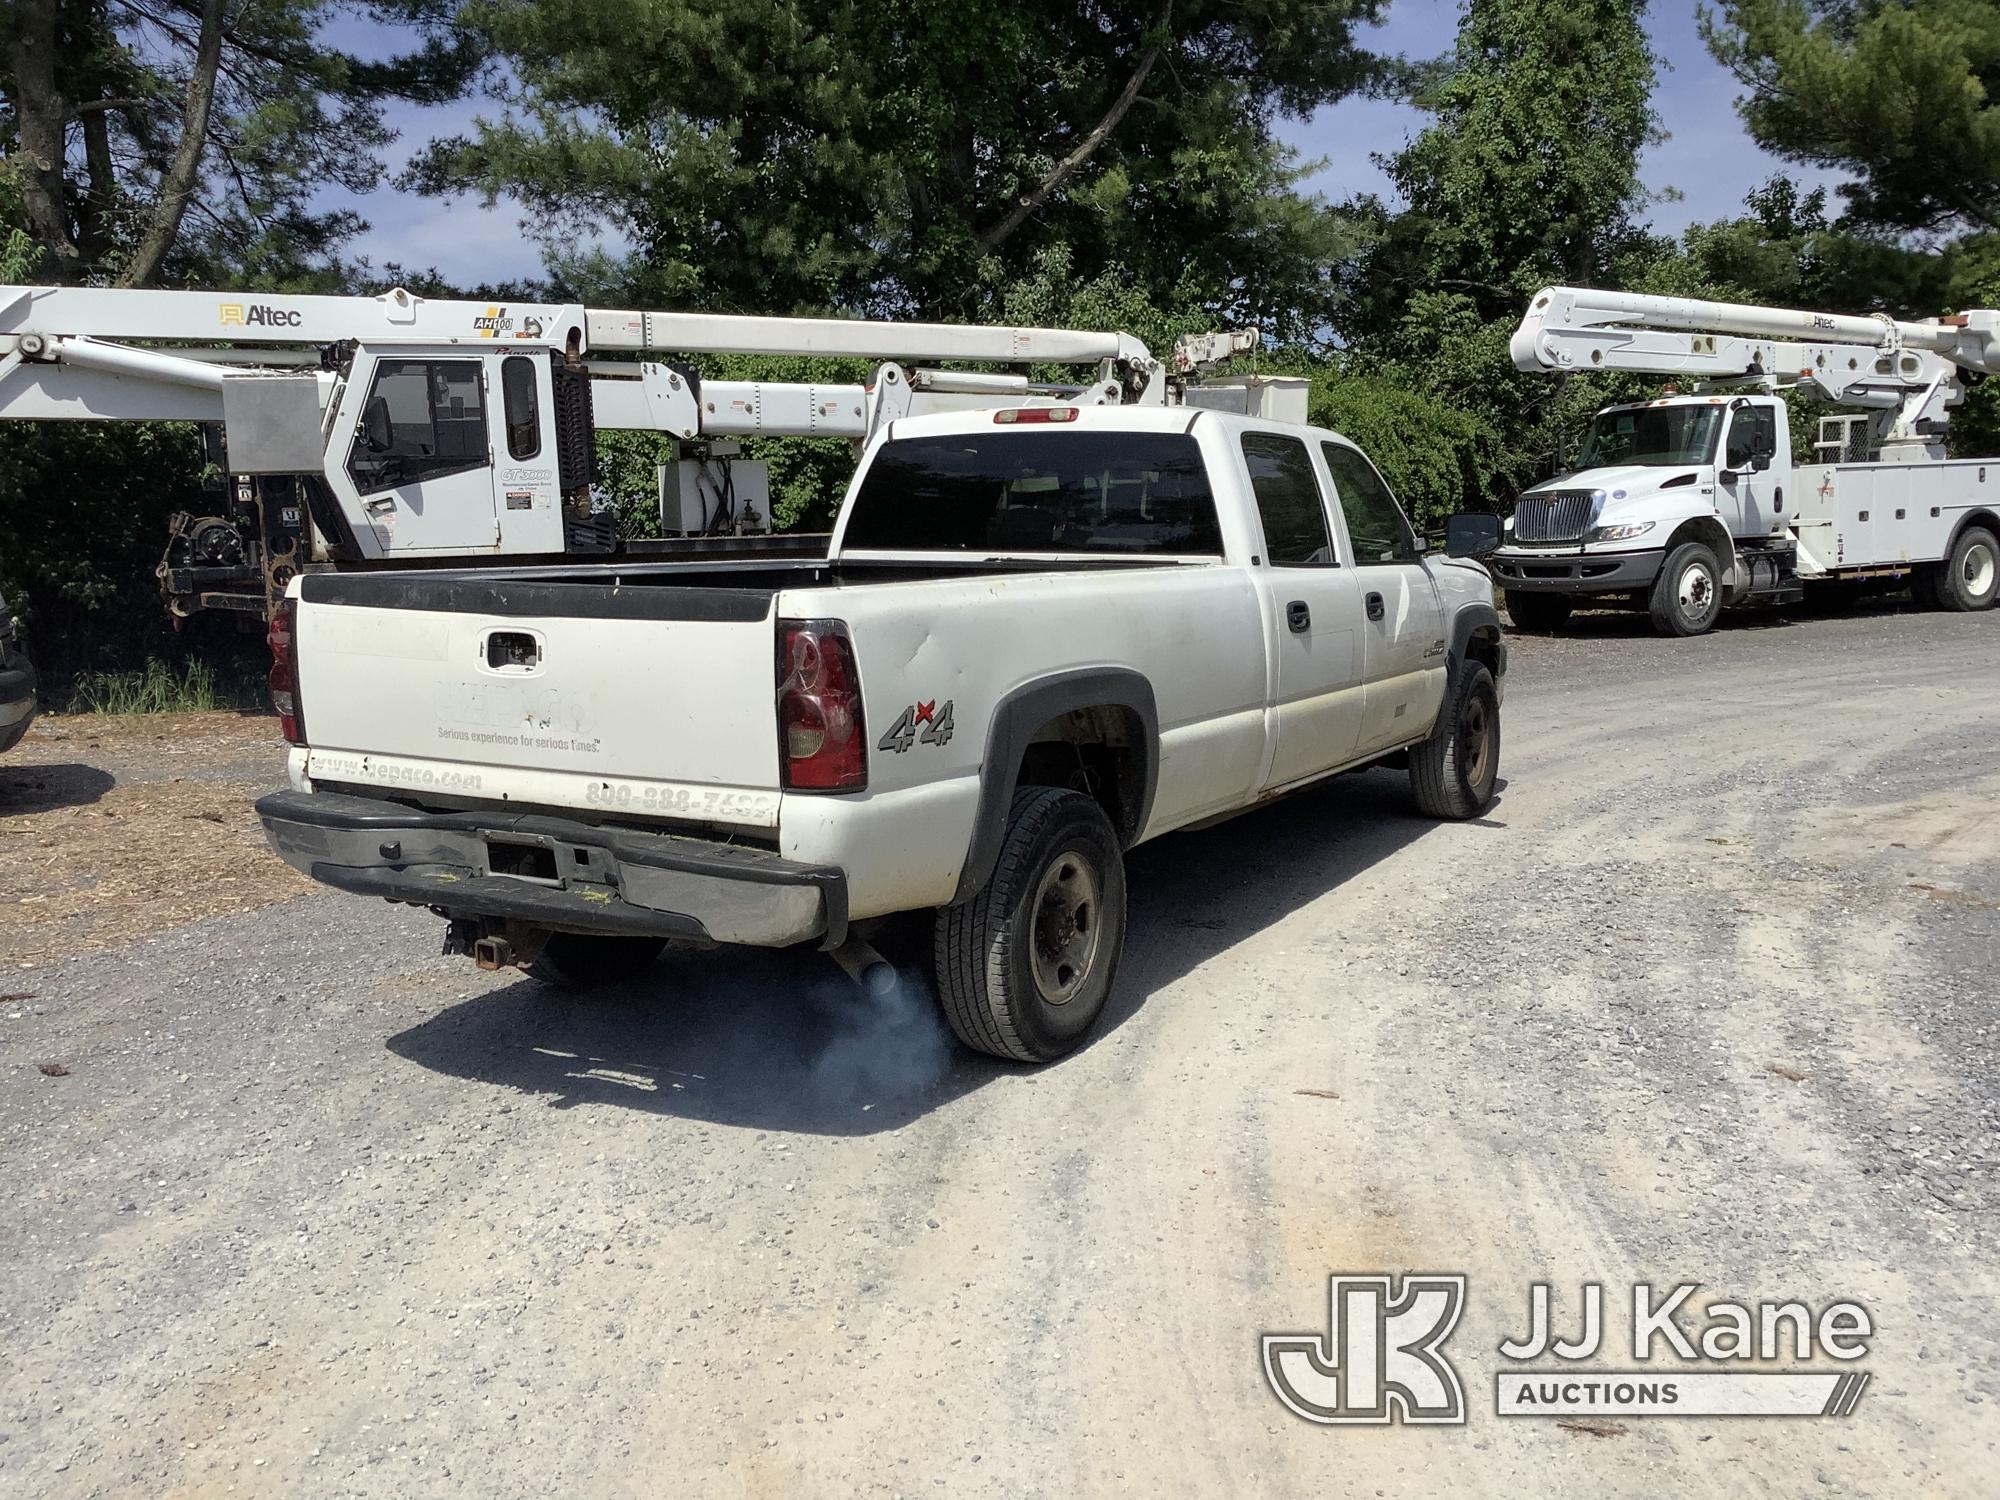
left=256, top=789, right=846, bottom=948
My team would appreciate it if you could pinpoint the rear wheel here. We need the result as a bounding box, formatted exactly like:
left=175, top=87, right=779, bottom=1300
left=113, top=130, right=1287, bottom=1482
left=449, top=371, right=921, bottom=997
left=529, top=932, right=668, bottom=990
left=1409, top=661, right=1500, bottom=819
left=1649, top=540, right=1724, bottom=636
left=1926, top=525, right=2000, bottom=612
left=1505, top=590, right=1572, bottom=632
left=933, top=787, right=1126, bottom=1063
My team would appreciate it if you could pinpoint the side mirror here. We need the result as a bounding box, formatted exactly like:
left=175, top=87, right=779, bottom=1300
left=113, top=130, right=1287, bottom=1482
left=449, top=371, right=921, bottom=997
left=1444, top=512, right=1502, bottom=558
left=1718, top=467, right=1740, bottom=485
left=360, top=394, right=393, bottom=454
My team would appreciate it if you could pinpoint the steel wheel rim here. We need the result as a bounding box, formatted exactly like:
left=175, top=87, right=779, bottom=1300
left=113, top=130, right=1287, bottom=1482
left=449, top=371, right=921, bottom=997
left=1030, top=849, right=1101, bottom=1006
left=1678, top=561, right=1715, bottom=622
left=1462, top=693, right=1493, bottom=788
left=1963, top=540, right=1996, bottom=600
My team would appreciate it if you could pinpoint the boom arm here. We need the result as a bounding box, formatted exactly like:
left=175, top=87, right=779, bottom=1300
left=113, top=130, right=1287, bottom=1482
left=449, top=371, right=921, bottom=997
left=1512, top=285, right=2000, bottom=444
left=0, top=282, right=1256, bottom=621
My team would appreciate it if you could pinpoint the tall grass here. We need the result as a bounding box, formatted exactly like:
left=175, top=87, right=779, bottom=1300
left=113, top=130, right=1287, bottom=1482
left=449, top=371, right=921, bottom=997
left=65, top=659, right=239, bottom=715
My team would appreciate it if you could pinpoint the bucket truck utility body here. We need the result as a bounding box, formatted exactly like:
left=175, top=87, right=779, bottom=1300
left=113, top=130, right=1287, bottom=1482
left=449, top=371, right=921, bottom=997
left=1498, top=286, right=2000, bottom=635
left=254, top=402, right=1508, bottom=1061
left=0, top=284, right=1175, bottom=620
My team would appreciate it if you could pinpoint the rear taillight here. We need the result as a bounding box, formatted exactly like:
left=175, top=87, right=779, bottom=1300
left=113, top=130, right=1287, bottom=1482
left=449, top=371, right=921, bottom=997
left=777, top=619, right=865, bottom=791
left=268, top=598, right=306, bottom=746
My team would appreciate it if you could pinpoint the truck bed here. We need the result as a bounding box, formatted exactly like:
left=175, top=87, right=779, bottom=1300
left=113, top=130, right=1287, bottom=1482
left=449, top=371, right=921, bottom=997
left=291, top=554, right=1205, bottom=836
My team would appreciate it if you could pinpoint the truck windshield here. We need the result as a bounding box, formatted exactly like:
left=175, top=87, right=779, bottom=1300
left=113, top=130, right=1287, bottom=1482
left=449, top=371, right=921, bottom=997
left=1576, top=405, right=1722, bottom=468
left=841, top=430, right=1224, bottom=555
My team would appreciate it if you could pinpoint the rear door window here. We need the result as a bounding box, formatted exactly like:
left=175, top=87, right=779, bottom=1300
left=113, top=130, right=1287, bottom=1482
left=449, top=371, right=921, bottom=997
left=1242, top=433, right=1336, bottom=565
left=841, top=430, right=1223, bottom=555
left=501, top=356, right=541, bottom=460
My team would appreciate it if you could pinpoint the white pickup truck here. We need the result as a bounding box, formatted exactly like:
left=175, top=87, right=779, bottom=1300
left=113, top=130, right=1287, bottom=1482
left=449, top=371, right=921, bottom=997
left=257, top=405, right=1507, bottom=1061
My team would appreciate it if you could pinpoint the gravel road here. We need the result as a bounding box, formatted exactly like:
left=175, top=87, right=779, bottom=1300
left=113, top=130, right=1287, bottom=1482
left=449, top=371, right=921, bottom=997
left=2, top=601, right=1995, bottom=1496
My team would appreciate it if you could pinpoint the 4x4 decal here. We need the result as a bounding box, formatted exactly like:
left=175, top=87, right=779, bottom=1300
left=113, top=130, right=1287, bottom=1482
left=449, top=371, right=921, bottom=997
left=878, top=698, right=955, bottom=753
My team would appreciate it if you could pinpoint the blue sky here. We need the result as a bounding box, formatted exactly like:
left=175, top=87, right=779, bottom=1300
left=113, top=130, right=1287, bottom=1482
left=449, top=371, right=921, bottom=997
left=322, top=1, right=1843, bottom=287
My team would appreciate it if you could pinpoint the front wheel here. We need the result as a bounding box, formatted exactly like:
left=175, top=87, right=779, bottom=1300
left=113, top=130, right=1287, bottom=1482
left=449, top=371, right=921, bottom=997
left=1649, top=540, right=1724, bottom=636
left=1409, top=661, right=1500, bottom=819
left=933, top=787, right=1127, bottom=1063
left=1505, top=590, right=1572, bottom=632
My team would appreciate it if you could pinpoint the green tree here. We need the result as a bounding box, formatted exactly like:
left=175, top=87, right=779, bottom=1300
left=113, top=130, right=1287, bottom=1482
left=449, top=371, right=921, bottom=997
left=1335, top=0, right=1663, bottom=502
left=1, top=0, right=477, bottom=286
left=409, top=0, right=1388, bottom=332
left=1704, top=0, right=2000, bottom=236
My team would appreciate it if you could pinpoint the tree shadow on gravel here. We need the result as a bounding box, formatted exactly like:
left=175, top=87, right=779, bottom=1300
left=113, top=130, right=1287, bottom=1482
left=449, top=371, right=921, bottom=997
left=385, top=767, right=1475, bottom=1136
left=0, top=762, right=114, bottom=814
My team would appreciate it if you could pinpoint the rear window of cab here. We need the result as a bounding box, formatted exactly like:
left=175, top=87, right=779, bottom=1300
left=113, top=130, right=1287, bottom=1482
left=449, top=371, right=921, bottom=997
left=842, top=430, right=1224, bottom=555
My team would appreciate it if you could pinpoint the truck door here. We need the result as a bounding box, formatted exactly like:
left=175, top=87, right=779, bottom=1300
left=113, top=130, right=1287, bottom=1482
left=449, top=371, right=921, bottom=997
left=329, top=353, right=501, bottom=557
left=1240, top=431, right=1365, bottom=790
left=1320, top=442, right=1446, bottom=758
left=1719, top=401, right=1783, bottom=539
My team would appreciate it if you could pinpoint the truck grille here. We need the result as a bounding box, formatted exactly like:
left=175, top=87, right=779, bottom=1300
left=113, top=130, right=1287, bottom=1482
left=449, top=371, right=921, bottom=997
left=1511, top=490, right=1596, bottom=544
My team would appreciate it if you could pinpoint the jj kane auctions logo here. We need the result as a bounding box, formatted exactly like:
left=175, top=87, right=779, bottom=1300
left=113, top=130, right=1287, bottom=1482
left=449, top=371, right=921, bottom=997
left=1264, top=1275, right=1873, bottom=1425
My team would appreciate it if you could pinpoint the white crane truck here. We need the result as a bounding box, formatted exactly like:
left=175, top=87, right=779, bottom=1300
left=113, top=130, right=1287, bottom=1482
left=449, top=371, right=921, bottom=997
left=1496, top=286, right=2000, bottom=635
left=0, top=283, right=1211, bottom=620
left=252, top=388, right=1509, bottom=1062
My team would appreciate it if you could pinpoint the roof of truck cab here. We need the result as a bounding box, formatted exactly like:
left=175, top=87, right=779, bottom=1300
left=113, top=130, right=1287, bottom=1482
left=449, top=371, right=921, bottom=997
left=880, top=401, right=1343, bottom=443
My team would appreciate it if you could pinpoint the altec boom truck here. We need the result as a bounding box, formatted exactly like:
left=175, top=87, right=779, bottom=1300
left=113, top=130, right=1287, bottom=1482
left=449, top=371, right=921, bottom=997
left=0, top=283, right=1257, bottom=620
left=1496, top=285, right=2000, bottom=635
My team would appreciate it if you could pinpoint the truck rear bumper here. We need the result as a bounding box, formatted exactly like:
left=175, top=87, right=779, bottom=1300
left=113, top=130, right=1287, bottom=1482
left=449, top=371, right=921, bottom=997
left=256, top=789, right=846, bottom=948
left=1491, top=547, right=1664, bottom=593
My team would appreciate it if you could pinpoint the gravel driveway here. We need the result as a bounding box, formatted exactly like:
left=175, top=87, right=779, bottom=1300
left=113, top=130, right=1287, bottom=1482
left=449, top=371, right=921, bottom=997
left=2, top=601, right=1995, bottom=1496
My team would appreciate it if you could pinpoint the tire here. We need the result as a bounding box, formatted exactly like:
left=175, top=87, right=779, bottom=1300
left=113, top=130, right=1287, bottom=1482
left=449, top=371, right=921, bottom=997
left=933, top=787, right=1127, bottom=1063
left=1927, top=525, right=2000, bottom=612
left=1409, top=660, right=1500, bottom=820
left=1505, top=590, right=1572, bottom=632
left=529, top=932, right=667, bottom=990
left=1648, top=540, right=1724, bottom=636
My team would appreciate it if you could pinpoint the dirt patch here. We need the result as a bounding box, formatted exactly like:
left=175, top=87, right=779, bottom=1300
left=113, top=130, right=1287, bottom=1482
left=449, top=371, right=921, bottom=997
left=0, top=712, right=310, bottom=968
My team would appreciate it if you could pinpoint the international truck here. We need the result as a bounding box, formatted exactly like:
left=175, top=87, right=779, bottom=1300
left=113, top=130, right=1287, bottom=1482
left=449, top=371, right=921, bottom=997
left=1496, top=286, right=2000, bottom=635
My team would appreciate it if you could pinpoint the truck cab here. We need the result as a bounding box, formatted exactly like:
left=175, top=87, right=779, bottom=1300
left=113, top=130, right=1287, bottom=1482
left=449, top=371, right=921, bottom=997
left=1493, top=393, right=1792, bottom=635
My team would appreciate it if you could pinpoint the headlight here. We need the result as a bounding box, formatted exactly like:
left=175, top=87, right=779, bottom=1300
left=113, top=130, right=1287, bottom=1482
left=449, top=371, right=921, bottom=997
left=1589, top=521, right=1655, bottom=542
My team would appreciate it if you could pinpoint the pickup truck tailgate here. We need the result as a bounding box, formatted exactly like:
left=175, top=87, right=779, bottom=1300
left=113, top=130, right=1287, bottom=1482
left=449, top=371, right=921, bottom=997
left=293, top=573, right=782, bottom=828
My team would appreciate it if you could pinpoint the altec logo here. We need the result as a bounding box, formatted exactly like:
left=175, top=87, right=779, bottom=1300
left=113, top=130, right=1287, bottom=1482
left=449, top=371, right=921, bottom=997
left=218, top=303, right=302, bottom=329
left=475, top=306, right=514, bottom=336
left=1263, top=1274, right=1468, bottom=1425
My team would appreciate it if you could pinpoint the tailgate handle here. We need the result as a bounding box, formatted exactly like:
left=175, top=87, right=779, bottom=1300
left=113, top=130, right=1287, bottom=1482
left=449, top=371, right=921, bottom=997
left=485, top=630, right=542, bottom=671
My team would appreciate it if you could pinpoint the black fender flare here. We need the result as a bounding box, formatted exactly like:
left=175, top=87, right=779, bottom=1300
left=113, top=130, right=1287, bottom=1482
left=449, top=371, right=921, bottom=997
left=1448, top=601, right=1504, bottom=685
left=950, top=667, right=1158, bottom=907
